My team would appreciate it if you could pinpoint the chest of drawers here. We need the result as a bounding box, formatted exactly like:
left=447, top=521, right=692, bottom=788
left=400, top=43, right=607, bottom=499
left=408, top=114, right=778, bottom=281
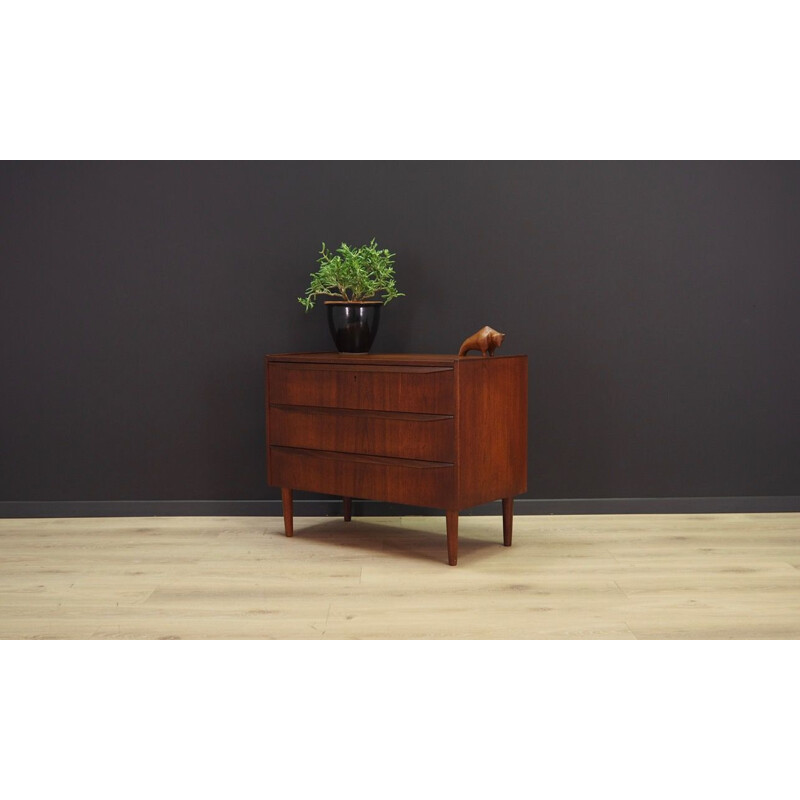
left=265, top=352, right=527, bottom=565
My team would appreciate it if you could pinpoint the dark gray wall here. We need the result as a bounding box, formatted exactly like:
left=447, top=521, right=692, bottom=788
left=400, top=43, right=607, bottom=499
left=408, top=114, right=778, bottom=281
left=2, top=162, right=799, bottom=516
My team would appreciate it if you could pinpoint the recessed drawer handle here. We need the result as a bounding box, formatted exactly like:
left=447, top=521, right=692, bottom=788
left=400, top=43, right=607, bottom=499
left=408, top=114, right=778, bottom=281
left=277, top=364, right=453, bottom=374
left=270, top=404, right=453, bottom=422
left=271, top=445, right=454, bottom=469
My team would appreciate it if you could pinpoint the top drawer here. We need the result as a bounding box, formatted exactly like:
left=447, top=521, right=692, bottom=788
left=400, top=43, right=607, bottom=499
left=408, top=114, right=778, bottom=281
left=268, top=362, right=455, bottom=414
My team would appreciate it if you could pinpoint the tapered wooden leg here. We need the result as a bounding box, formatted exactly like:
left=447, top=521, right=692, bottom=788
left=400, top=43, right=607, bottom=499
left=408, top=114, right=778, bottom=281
left=446, top=510, right=459, bottom=566
left=502, top=497, right=513, bottom=546
left=343, top=496, right=352, bottom=522
left=281, top=488, right=293, bottom=537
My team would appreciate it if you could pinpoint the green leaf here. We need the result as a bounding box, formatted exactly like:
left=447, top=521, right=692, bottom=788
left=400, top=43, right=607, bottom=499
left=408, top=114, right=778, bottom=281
left=298, top=238, right=403, bottom=310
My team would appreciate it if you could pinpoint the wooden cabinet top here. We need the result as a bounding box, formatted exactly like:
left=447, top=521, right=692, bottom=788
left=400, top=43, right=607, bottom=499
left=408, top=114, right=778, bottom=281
left=266, top=352, right=527, bottom=367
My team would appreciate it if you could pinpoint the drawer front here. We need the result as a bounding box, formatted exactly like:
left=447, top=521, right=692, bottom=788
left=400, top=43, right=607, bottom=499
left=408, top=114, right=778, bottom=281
left=268, top=362, right=454, bottom=414
left=269, top=405, right=455, bottom=462
left=269, top=446, right=456, bottom=508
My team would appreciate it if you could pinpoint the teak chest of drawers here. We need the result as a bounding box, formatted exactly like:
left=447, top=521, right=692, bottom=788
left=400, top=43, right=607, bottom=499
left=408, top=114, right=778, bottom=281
left=265, top=352, right=527, bottom=565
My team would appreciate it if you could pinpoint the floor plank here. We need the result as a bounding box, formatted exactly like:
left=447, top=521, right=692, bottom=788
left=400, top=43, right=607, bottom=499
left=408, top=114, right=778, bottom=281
left=1, top=513, right=799, bottom=639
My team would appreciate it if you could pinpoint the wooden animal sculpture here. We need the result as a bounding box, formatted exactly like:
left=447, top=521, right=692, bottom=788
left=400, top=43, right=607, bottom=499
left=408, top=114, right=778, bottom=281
left=458, top=326, right=506, bottom=357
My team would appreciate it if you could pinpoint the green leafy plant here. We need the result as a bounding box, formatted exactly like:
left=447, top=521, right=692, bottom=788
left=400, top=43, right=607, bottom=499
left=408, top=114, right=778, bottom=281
left=298, top=239, right=404, bottom=311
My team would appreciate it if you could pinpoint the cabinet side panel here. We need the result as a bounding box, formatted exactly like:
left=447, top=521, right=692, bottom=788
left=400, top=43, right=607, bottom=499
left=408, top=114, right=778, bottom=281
left=456, top=356, right=528, bottom=508
left=265, top=356, right=273, bottom=485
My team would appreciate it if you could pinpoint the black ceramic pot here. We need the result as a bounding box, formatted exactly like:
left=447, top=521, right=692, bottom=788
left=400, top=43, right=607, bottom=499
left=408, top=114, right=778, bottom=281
left=325, top=301, right=382, bottom=353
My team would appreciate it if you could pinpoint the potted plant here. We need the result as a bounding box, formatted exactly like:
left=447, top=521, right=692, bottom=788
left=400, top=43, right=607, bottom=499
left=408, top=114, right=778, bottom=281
left=298, top=239, right=404, bottom=353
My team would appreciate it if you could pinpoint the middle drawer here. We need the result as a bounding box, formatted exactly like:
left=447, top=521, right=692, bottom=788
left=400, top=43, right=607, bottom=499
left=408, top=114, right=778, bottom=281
left=269, top=404, right=455, bottom=463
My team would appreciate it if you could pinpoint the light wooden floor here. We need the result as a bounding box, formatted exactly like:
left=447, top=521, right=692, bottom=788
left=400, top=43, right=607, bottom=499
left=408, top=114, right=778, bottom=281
left=1, top=513, right=799, bottom=639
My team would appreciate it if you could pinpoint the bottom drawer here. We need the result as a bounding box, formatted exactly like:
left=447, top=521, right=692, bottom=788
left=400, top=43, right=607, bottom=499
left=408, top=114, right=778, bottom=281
left=269, top=446, right=455, bottom=508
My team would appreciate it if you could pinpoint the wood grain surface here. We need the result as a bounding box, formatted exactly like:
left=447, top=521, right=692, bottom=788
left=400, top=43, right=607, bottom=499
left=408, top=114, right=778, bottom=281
left=456, top=355, right=528, bottom=508
left=266, top=353, right=528, bottom=564
left=267, top=361, right=455, bottom=414
left=269, top=404, right=455, bottom=462
left=2, top=513, right=799, bottom=639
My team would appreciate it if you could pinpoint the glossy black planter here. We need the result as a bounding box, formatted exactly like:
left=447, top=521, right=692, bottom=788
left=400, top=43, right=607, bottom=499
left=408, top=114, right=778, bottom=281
left=325, top=301, right=382, bottom=353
